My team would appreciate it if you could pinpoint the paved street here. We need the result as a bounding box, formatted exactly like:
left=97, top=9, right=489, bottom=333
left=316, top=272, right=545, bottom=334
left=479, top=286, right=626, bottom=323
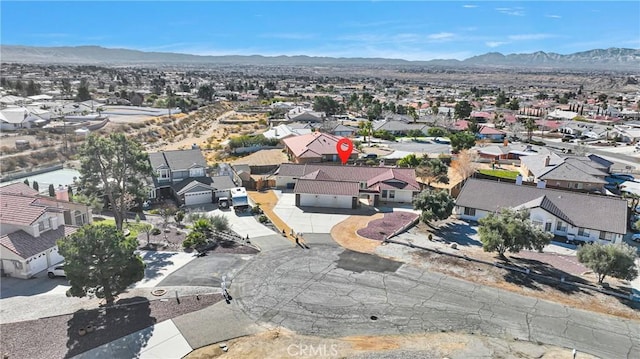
left=233, top=246, right=640, bottom=359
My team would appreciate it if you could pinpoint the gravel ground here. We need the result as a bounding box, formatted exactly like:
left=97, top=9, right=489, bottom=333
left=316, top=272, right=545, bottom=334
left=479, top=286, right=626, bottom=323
left=0, top=294, right=222, bottom=359
left=356, top=212, right=418, bottom=241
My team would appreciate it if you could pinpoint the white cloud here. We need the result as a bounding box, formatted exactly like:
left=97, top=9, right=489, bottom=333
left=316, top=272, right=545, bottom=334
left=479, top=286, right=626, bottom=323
left=496, top=7, right=525, bottom=16
left=486, top=41, right=508, bottom=48
left=508, top=33, right=555, bottom=41
left=463, top=4, right=478, bottom=8
left=546, top=14, right=562, bottom=19
left=428, top=32, right=455, bottom=40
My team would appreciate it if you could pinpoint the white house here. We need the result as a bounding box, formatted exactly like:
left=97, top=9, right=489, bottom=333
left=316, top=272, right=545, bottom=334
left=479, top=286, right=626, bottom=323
left=454, top=179, right=628, bottom=244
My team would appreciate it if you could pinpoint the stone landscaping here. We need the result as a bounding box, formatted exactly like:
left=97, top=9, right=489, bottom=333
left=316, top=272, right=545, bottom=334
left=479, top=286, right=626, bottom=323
left=356, top=211, right=419, bottom=241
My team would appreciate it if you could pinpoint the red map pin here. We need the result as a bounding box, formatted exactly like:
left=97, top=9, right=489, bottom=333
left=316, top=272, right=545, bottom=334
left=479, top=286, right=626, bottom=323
left=336, top=138, right=353, bottom=165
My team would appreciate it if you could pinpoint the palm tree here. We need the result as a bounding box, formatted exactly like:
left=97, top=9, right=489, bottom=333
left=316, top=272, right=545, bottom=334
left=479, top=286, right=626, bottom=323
left=524, top=118, right=537, bottom=142
left=361, top=120, right=373, bottom=146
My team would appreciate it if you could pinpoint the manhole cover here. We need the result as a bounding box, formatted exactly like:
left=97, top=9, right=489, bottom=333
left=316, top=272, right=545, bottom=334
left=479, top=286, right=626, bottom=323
left=370, top=315, right=378, bottom=321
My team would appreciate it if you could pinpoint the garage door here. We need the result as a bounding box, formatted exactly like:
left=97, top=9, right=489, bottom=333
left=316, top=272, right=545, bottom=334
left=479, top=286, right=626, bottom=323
left=299, top=194, right=352, bottom=208
left=184, top=191, right=212, bottom=206
left=49, top=247, right=64, bottom=266
left=29, top=254, right=48, bottom=275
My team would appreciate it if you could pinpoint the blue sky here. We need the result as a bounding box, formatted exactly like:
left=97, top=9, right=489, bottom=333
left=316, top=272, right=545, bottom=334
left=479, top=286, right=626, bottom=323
left=2, top=1, right=639, bottom=61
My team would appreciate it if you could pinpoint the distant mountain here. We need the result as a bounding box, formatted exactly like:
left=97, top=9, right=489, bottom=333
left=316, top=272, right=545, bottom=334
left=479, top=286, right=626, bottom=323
left=1, top=45, right=639, bottom=71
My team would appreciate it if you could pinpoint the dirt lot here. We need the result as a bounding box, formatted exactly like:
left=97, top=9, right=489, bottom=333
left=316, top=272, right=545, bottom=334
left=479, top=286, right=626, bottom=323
left=186, top=328, right=595, bottom=359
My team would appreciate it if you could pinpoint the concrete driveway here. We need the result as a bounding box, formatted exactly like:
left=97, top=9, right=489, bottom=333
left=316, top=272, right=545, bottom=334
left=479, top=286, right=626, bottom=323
left=272, top=193, right=351, bottom=234
left=206, top=208, right=276, bottom=238
left=133, top=250, right=197, bottom=288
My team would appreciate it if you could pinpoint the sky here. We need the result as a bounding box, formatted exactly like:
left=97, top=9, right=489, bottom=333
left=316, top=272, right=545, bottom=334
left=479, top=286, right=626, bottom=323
left=1, top=1, right=639, bottom=61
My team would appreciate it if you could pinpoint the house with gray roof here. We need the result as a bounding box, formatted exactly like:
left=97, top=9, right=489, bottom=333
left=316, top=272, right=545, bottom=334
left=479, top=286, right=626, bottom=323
left=276, top=163, right=420, bottom=209
left=147, top=149, right=237, bottom=206
left=519, top=153, right=609, bottom=192
left=454, top=179, right=628, bottom=244
left=372, top=120, right=429, bottom=136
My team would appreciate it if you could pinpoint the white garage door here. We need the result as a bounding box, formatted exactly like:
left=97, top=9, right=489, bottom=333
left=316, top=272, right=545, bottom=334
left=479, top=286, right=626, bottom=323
left=184, top=191, right=212, bottom=206
left=49, top=247, right=64, bottom=266
left=300, top=194, right=352, bottom=208
left=29, top=254, right=48, bottom=275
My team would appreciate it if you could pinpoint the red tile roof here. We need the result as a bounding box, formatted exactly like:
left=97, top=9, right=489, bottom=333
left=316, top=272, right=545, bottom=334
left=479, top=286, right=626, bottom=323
left=0, top=182, right=38, bottom=196
left=294, top=179, right=360, bottom=196
left=0, top=193, right=48, bottom=226
left=479, top=126, right=505, bottom=135
left=0, top=225, right=79, bottom=259
left=280, top=163, right=420, bottom=192
left=283, top=132, right=359, bottom=159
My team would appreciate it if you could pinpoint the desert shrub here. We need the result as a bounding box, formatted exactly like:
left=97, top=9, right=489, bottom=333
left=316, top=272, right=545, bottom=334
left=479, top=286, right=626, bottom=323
left=258, top=215, right=268, bottom=223
left=209, top=214, right=229, bottom=232
left=151, top=228, right=161, bottom=235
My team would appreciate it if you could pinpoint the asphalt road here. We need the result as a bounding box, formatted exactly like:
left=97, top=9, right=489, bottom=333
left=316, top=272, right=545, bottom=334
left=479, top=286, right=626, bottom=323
left=157, top=253, right=254, bottom=288
left=233, top=246, right=640, bottom=359
left=387, top=141, right=451, bottom=155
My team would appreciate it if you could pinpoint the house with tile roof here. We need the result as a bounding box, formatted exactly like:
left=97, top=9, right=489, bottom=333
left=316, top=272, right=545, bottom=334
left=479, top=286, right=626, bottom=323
left=282, top=132, right=359, bottom=164
left=454, top=179, right=627, bottom=244
left=276, top=163, right=420, bottom=209
left=147, top=149, right=239, bottom=206
left=519, top=153, right=609, bottom=192
left=0, top=183, right=91, bottom=279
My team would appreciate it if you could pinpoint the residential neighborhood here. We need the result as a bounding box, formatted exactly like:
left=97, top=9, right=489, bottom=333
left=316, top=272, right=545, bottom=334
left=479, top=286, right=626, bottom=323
left=1, top=55, right=640, bottom=358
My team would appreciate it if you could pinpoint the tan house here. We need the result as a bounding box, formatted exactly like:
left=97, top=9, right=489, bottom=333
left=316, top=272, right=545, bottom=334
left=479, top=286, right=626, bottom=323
left=0, top=183, right=91, bottom=278
left=519, top=153, right=609, bottom=192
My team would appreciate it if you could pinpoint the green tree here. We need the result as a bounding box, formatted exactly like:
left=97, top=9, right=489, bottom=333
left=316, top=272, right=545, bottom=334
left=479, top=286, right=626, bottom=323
left=427, top=127, right=448, bottom=137
left=174, top=210, right=185, bottom=227
left=197, top=85, right=214, bottom=101
left=449, top=131, right=476, bottom=153
left=32, top=181, right=39, bottom=192
left=416, top=158, right=449, bottom=187
left=139, top=223, right=153, bottom=246
left=209, top=214, right=229, bottom=232
left=75, top=81, right=92, bottom=102
left=577, top=243, right=638, bottom=284
left=313, top=96, right=341, bottom=116
left=507, top=98, right=520, bottom=111
left=412, top=189, right=455, bottom=226
left=397, top=153, right=420, bottom=168
left=78, top=134, right=152, bottom=231
left=359, top=121, right=373, bottom=145
left=58, top=223, right=145, bottom=305
left=48, top=184, right=55, bottom=197
left=524, top=118, right=537, bottom=141
left=454, top=100, right=472, bottom=119
left=167, top=96, right=177, bottom=119
left=478, top=208, right=552, bottom=259
left=495, top=91, right=507, bottom=107
left=183, top=230, right=207, bottom=249
left=74, top=193, right=104, bottom=215
left=26, top=80, right=41, bottom=96
left=23, top=178, right=29, bottom=186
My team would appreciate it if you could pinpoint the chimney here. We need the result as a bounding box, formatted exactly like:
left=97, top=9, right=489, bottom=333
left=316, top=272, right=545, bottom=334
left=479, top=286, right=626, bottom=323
left=537, top=180, right=546, bottom=189
left=503, top=138, right=508, bottom=147
left=55, top=185, right=69, bottom=201
left=544, top=155, right=550, bottom=167
left=515, top=174, right=523, bottom=186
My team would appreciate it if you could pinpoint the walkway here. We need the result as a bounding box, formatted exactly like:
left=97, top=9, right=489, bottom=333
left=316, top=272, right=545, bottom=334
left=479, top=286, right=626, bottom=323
left=248, top=190, right=297, bottom=243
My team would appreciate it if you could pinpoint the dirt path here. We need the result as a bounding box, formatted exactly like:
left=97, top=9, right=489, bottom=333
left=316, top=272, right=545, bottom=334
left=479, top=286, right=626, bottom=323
left=247, top=190, right=296, bottom=243
left=330, top=214, right=384, bottom=253
left=186, top=328, right=594, bottom=359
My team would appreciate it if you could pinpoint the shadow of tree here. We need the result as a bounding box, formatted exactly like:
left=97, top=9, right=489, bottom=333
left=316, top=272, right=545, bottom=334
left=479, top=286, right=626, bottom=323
left=436, top=221, right=482, bottom=247
left=65, top=297, right=155, bottom=358
left=502, top=256, right=591, bottom=294
left=141, top=251, right=177, bottom=281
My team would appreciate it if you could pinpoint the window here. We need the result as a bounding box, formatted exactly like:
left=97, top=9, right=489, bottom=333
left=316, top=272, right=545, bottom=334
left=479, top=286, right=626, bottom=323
left=532, top=220, right=543, bottom=228
left=556, top=221, right=567, bottom=232
left=189, top=167, right=204, bottom=177
left=544, top=222, right=552, bottom=231
left=38, top=218, right=51, bottom=232
left=74, top=210, right=86, bottom=226
left=381, top=190, right=388, bottom=198
left=599, top=231, right=614, bottom=241
left=463, top=207, right=476, bottom=216
left=389, top=190, right=395, bottom=199
left=577, top=228, right=590, bottom=237
left=157, top=169, right=170, bottom=180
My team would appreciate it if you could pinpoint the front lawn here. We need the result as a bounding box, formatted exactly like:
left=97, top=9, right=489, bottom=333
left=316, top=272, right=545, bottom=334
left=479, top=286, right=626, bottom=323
left=478, top=169, right=520, bottom=180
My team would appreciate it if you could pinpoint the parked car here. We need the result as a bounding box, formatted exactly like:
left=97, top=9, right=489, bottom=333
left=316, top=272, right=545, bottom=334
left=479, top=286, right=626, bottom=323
left=360, top=153, right=378, bottom=160
left=632, top=233, right=640, bottom=243
left=561, top=134, right=576, bottom=142
left=47, top=263, right=66, bottom=279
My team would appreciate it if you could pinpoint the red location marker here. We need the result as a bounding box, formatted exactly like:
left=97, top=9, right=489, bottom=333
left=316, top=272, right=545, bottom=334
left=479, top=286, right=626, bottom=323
left=336, top=138, right=353, bottom=165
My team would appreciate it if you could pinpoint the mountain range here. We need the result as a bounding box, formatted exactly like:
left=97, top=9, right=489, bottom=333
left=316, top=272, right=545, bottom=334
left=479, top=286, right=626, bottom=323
left=1, top=45, right=639, bottom=71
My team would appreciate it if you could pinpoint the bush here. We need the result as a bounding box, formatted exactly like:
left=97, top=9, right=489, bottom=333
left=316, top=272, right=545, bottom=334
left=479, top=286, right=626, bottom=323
left=151, top=228, right=161, bottom=235
left=258, top=215, right=268, bottom=223
left=209, top=214, right=229, bottom=232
